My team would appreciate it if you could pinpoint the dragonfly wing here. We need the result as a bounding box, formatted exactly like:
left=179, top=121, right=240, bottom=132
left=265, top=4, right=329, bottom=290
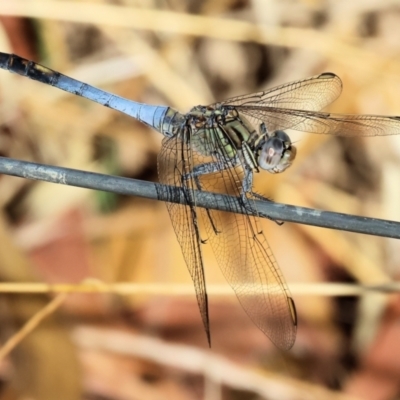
left=219, top=72, right=342, bottom=112
left=157, top=132, right=211, bottom=345
left=192, top=129, right=297, bottom=350
left=236, top=107, right=400, bottom=136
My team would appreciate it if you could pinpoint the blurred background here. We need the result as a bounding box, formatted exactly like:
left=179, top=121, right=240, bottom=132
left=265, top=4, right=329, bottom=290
left=0, top=0, right=400, bottom=399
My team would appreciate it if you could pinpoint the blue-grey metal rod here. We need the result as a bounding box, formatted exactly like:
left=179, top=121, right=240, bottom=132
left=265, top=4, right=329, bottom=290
left=0, top=156, right=399, bottom=239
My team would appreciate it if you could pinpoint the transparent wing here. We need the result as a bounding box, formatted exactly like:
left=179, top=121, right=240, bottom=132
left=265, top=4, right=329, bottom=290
left=219, top=72, right=342, bottom=112
left=157, top=132, right=211, bottom=346
left=217, top=72, right=400, bottom=136
left=190, top=129, right=297, bottom=350
left=234, top=107, right=400, bottom=136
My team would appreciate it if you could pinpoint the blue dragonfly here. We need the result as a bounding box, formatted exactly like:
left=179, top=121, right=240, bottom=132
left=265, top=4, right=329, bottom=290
left=1, top=52, right=400, bottom=349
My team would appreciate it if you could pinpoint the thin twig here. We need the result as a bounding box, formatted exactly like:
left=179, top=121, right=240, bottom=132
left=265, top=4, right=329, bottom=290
left=0, top=293, right=67, bottom=360
left=0, top=282, right=398, bottom=296
left=0, top=156, right=399, bottom=239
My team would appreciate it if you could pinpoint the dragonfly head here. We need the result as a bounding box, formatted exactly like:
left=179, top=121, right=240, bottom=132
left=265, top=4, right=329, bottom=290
left=257, top=130, right=297, bottom=173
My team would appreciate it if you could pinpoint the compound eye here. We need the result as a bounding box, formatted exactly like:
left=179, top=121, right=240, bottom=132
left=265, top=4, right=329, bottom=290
left=278, top=146, right=297, bottom=172
left=274, top=130, right=291, bottom=144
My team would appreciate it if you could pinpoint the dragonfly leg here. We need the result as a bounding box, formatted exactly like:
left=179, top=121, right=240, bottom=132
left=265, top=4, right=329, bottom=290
left=183, top=155, right=240, bottom=234
left=260, top=122, right=268, bottom=136
left=183, top=161, right=228, bottom=235
left=242, top=167, right=284, bottom=226
left=183, top=155, right=239, bottom=191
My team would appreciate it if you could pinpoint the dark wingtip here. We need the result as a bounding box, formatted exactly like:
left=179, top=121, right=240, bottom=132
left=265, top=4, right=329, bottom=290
left=319, top=72, right=337, bottom=79
left=206, top=330, right=212, bottom=348
left=287, top=296, right=298, bottom=327
left=318, top=72, right=343, bottom=90
left=204, top=308, right=212, bottom=348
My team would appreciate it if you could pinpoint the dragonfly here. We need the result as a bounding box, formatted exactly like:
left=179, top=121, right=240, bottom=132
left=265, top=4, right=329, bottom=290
left=1, top=52, right=400, bottom=350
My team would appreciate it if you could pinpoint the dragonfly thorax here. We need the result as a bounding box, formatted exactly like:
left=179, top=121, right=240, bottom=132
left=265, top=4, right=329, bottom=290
left=187, top=105, right=258, bottom=160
